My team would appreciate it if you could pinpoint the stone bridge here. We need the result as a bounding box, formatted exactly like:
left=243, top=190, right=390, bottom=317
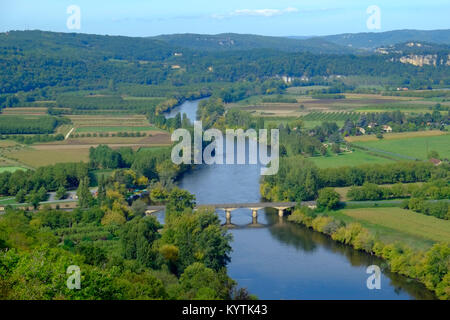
left=146, top=201, right=317, bottom=225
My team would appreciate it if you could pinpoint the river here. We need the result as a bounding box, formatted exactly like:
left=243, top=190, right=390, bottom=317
left=162, top=99, right=436, bottom=300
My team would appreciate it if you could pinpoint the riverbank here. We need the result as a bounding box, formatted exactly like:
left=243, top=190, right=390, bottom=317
left=287, top=207, right=449, bottom=300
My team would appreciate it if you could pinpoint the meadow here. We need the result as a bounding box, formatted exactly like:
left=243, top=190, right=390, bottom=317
left=353, top=134, right=450, bottom=160
left=0, top=166, right=27, bottom=173
left=330, top=207, right=450, bottom=249
left=345, top=130, right=447, bottom=142
left=7, top=147, right=90, bottom=167
left=309, top=149, right=394, bottom=168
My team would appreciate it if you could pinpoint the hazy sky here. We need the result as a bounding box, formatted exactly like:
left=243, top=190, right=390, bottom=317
left=1, top=0, right=449, bottom=37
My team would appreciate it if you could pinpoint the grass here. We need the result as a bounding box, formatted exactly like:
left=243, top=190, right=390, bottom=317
left=345, top=130, right=447, bottom=142
left=7, top=148, right=90, bottom=167
left=331, top=207, right=450, bottom=249
left=0, top=140, right=17, bottom=147
left=0, top=166, right=28, bottom=173
left=310, top=149, right=394, bottom=168
left=354, top=134, right=450, bottom=160
left=0, top=197, right=16, bottom=205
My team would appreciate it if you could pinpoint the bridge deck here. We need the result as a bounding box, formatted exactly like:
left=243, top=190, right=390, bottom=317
left=146, top=202, right=311, bottom=212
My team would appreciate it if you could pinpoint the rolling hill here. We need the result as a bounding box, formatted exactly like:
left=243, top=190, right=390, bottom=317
left=315, top=29, right=450, bottom=51
left=152, top=33, right=357, bottom=54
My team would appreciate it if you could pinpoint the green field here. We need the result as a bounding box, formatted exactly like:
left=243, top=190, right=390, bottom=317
left=301, top=112, right=361, bottom=122
left=0, top=197, right=16, bottom=205
left=330, top=207, right=450, bottom=249
left=310, top=150, right=394, bottom=168
left=354, top=134, right=450, bottom=160
left=75, top=126, right=158, bottom=133
left=0, top=166, right=28, bottom=173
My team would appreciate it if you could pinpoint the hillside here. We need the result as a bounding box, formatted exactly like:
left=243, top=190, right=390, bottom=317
left=152, top=33, right=357, bottom=54
left=0, top=30, right=448, bottom=96
left=316, top=29, right=450, bottom=51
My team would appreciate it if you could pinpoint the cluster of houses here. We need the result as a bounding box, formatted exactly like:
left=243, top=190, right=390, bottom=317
left=357, top=123, right=392, bottom=135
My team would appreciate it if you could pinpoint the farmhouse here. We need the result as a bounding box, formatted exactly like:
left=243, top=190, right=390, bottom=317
left=382, top=125, right=393, bottom=133
left=429, top=158, right=442, bottom=166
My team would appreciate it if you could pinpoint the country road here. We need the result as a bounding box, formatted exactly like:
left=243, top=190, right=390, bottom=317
left=65, top=127, right=75, bottom=140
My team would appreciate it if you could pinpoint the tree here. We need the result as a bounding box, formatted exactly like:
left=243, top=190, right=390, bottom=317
left=317, top=188, right=341, bottom=210
left=179, top=262, right=232, bottom=300
left=161, top=208, right=232, bottom=272
left=120, top=216, right=161, bottom=267
left=55, top=186, right=67, bottom=200
left=131, top=199, right=148, bottom=216
left=428, top=150, right=440, bottom=160
left=101, top=200, right=128, bottom=225
left=37, top=186, right=47, bottom=202
left=97, top=175, right=106, bottom=205
left=15, top=189, right=26, bottom=203
left=27, top=191, right=41, bottom=210
left=166, top=188, right=195, bottom=215
left=107, top=79, right=116, bottom=92
left=331, top=143, right=341, bottom=154
left=77, top=177, right=93, bottom=208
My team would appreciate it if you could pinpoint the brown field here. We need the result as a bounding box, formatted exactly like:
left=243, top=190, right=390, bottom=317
left=44, top=130, right=171, bottom=146
left=67, top=114, right=151, bottom=127
left=4, top=130, right=172, bottom=167
left=1, top=107, right=48, bottom=115
left=345, top=130, right=448, bottom=143
left=0, top=140, right=17, bottom=148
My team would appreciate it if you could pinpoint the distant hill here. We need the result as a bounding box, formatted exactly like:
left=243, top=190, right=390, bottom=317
left=151, top=33, right=357, bottom=54
left=1, top=30, right=176, bottom=61
left=315, top=29, right=450, bottom=51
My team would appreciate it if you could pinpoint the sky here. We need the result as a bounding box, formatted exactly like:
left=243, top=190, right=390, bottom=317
left=0, top=0, right=449, bottom=37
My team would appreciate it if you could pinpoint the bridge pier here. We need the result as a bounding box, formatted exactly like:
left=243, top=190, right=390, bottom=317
left=224, top=208, right=237, bottom=225
left=250, top=207, right=263, bottom=218
left=275, top=207, right=289, bottom=217
left=249, top=207, right=262, bottom=225
left=275, top=207, right=292, bottom=217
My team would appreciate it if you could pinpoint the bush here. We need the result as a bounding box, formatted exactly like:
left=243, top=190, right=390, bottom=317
left=317, top=188, right=341, bottom=210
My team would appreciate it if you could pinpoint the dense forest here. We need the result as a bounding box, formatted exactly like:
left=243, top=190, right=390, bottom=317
left=1, top=30, right=449, bottom=100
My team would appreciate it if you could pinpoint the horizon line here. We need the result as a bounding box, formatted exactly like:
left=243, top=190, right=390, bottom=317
left=2, top=27, right=450, bottom=39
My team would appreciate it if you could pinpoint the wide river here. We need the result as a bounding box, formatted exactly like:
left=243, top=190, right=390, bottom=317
left=163, top=99, right=435, bottom=300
